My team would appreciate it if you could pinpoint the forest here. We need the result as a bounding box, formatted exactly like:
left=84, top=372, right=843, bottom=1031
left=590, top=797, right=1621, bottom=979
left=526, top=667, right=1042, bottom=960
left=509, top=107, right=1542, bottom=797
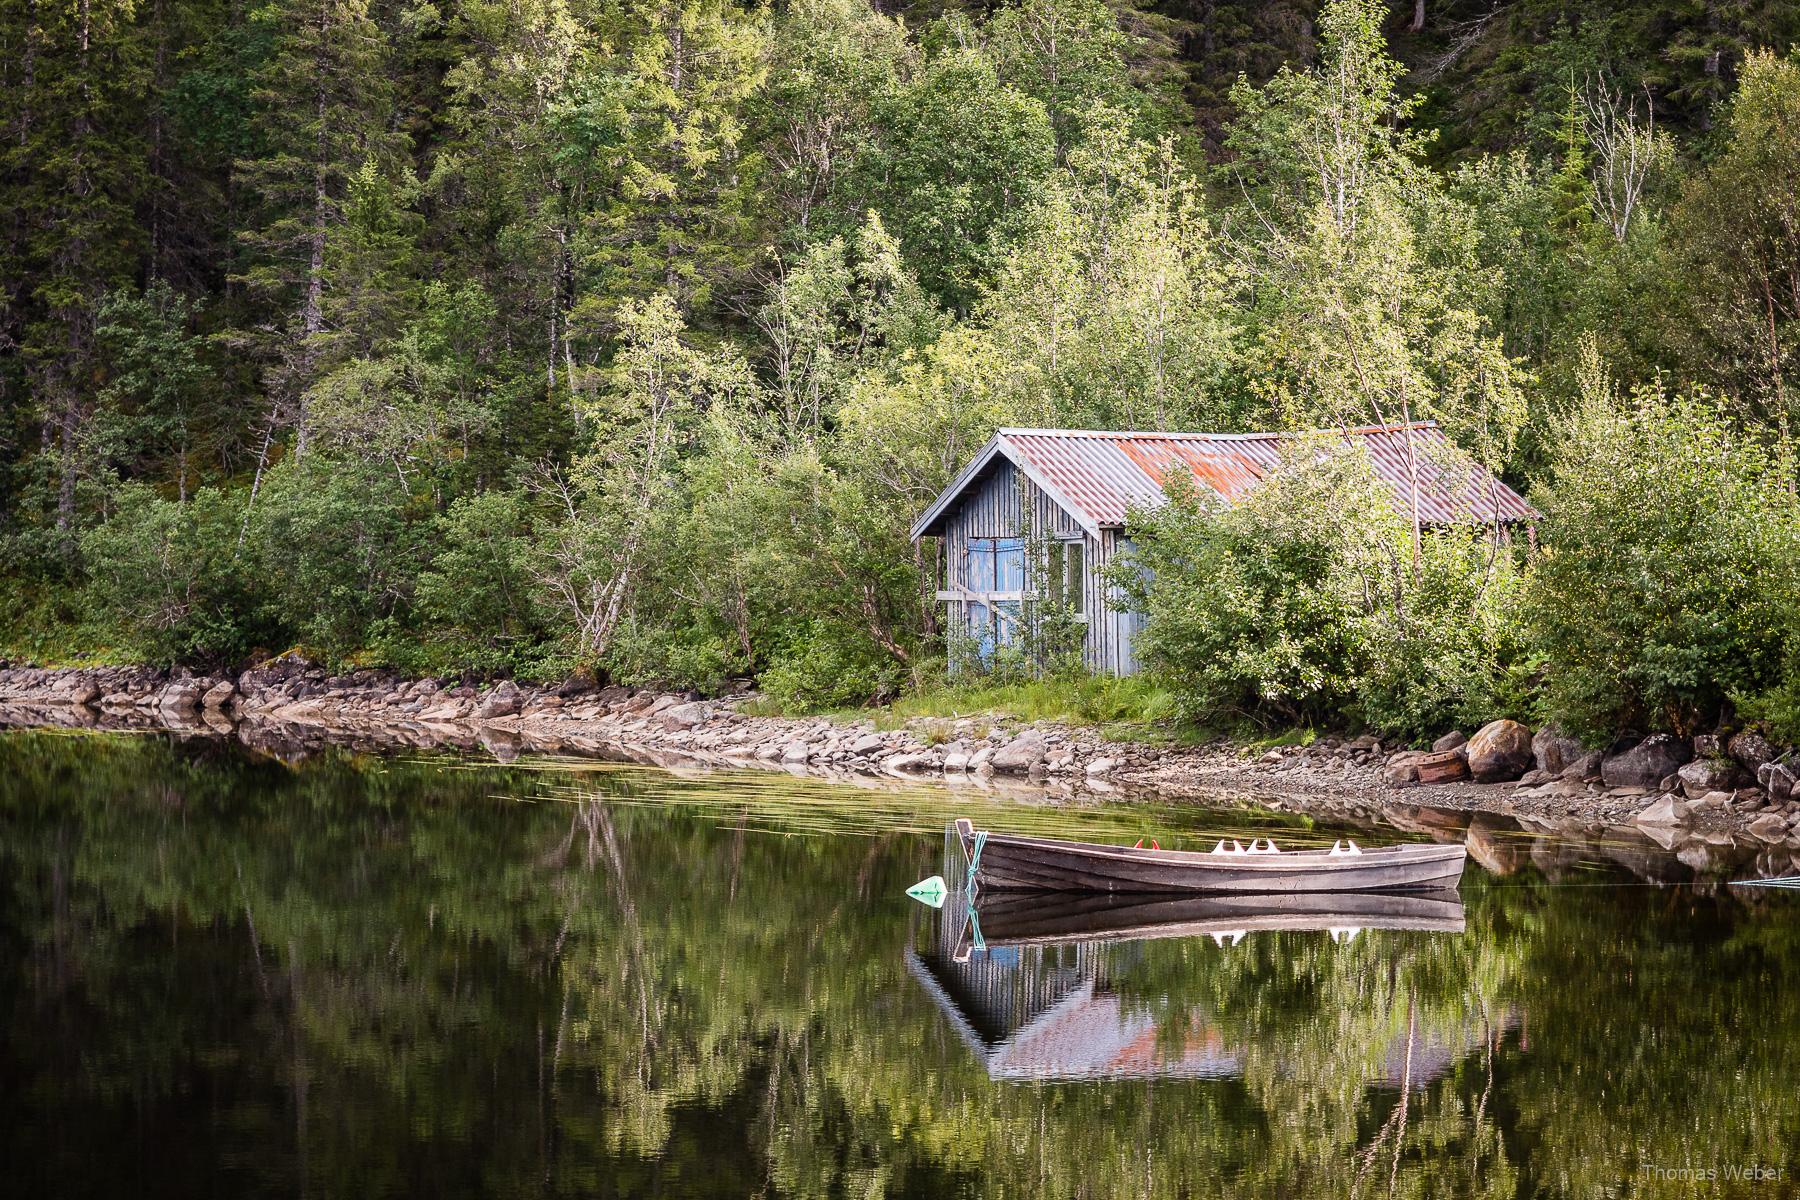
left=6, top=0, right=1800, bottom=743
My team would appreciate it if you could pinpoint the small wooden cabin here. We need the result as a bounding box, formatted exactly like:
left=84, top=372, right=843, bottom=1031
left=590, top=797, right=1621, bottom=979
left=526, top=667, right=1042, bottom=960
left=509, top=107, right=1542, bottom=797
left=909, top=423, right=1536, bottom=676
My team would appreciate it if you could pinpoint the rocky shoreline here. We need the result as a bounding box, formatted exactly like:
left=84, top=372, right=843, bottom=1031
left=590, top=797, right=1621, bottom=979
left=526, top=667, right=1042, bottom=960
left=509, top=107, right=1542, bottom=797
left=4, top=660, right=1800, bottom=880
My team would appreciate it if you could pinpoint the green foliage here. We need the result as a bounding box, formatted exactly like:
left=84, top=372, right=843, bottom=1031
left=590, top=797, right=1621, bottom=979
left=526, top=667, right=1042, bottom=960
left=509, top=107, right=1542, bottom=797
left=857, top=45, right=1056, bottom=308
left=758, top=620, right=902, bottom=710
left=80, top=484, right=270, bottom=665
left=1117, top=447, right=1393, bottom=726
left=875, top=671, right=1177, bottom=730
left=244, top=459, right=423, bottom=658
left=1525, top=377, right=1800, bottom=740
left=1357, top=531, right=1531, bottom=744
left=8, top=0, right=1800, bottom=748
left=412, top=490, right=553, bottom=673
left=1120, top=440, right=1526, bottom=740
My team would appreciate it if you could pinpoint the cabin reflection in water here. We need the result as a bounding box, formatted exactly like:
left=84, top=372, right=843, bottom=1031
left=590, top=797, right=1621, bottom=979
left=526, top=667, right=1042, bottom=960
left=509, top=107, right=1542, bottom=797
left=908, top=877, right=1505, bottom=1085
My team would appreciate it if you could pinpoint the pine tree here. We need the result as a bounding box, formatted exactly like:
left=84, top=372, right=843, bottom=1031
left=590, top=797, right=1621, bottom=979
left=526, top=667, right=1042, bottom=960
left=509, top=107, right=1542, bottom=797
left=1, top=0, right=150, bottom=551
left=231, top=0, right=406, bottom=464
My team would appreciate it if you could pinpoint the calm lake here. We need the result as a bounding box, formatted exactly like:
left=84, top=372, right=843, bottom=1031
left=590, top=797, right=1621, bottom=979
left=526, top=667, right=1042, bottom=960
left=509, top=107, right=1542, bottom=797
left=2, top=728, right=1797, bottom=1198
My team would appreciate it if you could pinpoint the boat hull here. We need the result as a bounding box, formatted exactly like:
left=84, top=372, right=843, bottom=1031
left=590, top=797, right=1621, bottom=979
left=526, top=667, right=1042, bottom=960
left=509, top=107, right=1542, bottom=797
left=957, top=821, right=1466, bottom=894
left=969, top=889, right=1466, bottom=946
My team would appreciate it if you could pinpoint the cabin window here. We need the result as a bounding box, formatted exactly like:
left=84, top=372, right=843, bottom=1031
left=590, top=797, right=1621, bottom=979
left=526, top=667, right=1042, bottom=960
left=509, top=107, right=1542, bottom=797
left=964, top=538, right=1024, bottom=593
left=1046, top=540, right=1085, bottom=615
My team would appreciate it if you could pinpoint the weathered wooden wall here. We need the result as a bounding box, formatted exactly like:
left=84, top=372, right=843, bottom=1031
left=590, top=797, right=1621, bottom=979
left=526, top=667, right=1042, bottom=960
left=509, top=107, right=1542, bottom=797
left=937, top=459, right=1143, bottom=675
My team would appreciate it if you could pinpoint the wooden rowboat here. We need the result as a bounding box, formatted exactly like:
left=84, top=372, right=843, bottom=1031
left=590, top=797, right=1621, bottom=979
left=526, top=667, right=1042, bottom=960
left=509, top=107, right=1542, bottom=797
left=955, top=818, right=1466, bottom=894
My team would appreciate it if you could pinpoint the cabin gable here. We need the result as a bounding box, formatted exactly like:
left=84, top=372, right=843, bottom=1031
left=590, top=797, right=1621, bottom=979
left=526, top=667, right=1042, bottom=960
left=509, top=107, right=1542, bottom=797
left=932, top=454, right=1137, bottom=676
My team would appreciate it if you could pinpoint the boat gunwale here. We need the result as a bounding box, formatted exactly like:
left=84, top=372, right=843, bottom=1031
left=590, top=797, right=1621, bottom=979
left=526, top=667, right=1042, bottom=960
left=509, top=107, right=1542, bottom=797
left=975, top=830, right=1465, bottom=872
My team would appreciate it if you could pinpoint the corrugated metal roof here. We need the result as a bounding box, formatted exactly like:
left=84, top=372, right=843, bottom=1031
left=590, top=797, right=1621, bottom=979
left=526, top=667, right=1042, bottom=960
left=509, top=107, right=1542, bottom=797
left=911, top=422, right=1537, bottom=540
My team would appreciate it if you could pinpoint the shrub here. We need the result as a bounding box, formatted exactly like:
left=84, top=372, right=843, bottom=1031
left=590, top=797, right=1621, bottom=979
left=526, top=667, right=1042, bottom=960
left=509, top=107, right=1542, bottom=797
left=1357, top=529, right=1530, bottom=743
left=80, top=485, right=271, bottom=665
left=758, top=621, right=902, bottom=711
left=245, top=459, right=423, bottom=659
left=1525, top=383, right=1800, bottom=740
left=413, top=490, right=551, bottom=672
left=1116, top=443, right=1394, bottom=726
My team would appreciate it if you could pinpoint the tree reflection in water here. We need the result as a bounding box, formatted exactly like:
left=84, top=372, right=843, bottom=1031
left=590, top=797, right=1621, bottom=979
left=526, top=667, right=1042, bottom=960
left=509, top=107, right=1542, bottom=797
left=1, top=730, right=1796, bottom=1198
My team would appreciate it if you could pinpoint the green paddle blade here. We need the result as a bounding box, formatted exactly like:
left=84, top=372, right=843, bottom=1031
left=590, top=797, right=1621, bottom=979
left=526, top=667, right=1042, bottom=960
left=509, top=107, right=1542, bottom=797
left=906, top=875, right=948, bottom=908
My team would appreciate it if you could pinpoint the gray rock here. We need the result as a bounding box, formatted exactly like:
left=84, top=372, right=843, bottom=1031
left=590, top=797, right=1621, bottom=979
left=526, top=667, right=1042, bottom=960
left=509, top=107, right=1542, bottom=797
left=1466, top=719, right=1534, bottom=782
left=883, top=751, right=938, bottom=773
left=1602, top=735, right=1693, bottom=790
left=476, top=681, right=523, bottom=719
left=942, top=750, right=971, bottom=772
left=1677, top=758, right=1748, bottom=800
left=780, top=740, right=811, bottom=764
left=1085, top=756, right=1118, bottom=777
left=1729, top=730, right=1779, bottom=773
left=201, top=680, right=236, bottom=711
left=1431, top=730, right=1468, bottom=754
left=968, top=745, right=995, bottom=770
left=848, top=732, right=886, bottom=756
left=1382, top=752, right=1424, bottom=786
left=1634, top=794, right=1691, bottom=828
left=157, top=681, right=205, bottom=713
left=1531, top=724, right=1586, bottom=777
left=1565, top=749, right=1605, bottom=781
left=1757, top=760, right=1796, bottom=803
left=659, top=701, right=711, bottom=731
left=990, top=731, right=1048, bottom=773
left=1693, top=733, right=1725, bottom=759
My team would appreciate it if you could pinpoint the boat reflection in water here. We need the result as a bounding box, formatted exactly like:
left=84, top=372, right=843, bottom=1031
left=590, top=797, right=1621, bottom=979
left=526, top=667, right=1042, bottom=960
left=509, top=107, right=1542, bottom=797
left=908, top=879, right=1501, bottom=1085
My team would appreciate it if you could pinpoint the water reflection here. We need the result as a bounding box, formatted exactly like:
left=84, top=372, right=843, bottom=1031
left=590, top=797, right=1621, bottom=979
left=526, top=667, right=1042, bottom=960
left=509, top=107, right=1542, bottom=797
left=3, top=729, right=1798, bottom=1199
left=912, top=864, right=1497, bottom=1087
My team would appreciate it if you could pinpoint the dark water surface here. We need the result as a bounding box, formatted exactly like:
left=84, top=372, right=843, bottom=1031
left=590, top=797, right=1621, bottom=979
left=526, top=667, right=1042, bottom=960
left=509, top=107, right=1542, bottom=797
left=3, top=729, right=1797, bottom=1198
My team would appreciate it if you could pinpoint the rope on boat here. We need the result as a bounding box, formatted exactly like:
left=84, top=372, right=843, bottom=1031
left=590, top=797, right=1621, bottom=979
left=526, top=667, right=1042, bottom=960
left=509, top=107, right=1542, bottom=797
left=1729, top=875, right=1800, bottom=888
left=963, top=829, right=987, bottom=901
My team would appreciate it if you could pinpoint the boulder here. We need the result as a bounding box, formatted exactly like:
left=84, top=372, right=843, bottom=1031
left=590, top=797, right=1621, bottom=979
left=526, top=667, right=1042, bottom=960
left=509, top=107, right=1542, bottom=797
left=1085, top=756, right=1118, bottom=777
left=1729, top=730, right=1779, bottom=773
left=780, top=740, right=811, bottom=764
left=883, top=751, right=938, bottom=774
left=1466, top=719, right=1534, bottom=782
left=1531, top=724, right=1586, bottom=778
left=658, top=701, right=711, bottom=731
left=943, top=749, right=971, bottom=772
left=1601, top=735, right=1693, bottom=790
left=1759, top=760, right=1796, bottom=803
left=65, top=681, right=101, bottom=707
left=1634, top=794, right=1691, bottom=828
left=476, top=681, right=523, bottom=719
left=1431, top=730, right=1468, bottom=754
left=848, top=732, right=886, bottom=756
left=1382, top=751, right=1425, bottom=786
left=156, top=680, right=205, bottom=713
left=201, top=680, right=237, bottom=711
left=1564, top=749, right=1605, bottom=782
left=1676, top=758, right=1749, bottom=800
left=990, top=731, right=1048, bottom=774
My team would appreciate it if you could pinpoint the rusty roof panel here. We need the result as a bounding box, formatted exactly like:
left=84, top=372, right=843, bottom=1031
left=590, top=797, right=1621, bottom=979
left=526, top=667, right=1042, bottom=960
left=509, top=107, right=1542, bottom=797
left=911, top=424, right=1535, bottom=539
